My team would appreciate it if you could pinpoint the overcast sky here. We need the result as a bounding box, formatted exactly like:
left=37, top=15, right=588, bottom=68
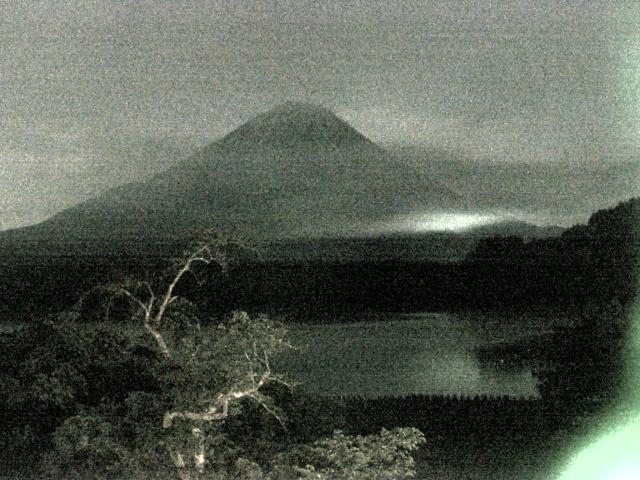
left=1, top=1, right=639, bottom=230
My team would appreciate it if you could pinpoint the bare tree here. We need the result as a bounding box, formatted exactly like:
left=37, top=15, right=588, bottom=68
left=119, top=229, right=228, bottom=359
left=118, top=230, right=292, bottom=479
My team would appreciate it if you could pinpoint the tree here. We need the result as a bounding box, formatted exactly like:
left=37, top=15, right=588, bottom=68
left=0, top=315, right=158, bottom=476
left=2, top=229, right=427, bottom=479
left=270, top=427, right=426, bottom=479
left=114, top=230, right=293, bottom=479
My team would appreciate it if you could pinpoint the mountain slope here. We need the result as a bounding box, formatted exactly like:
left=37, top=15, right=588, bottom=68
left=1, top=103, right=464, bottom=255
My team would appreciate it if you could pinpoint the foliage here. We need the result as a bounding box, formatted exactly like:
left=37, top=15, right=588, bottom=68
left=47, top=414, right=131, bottom=479
left=0, top=315, right=161, bottom=472
left=270, top=428, right=426, bottom=479
left=534, top=299, right=629, bottom=420
left=75, top=284, right=134, bottom=323
left=159, top=310, right=291, bottom=411
left=1, top=230, right=428, bottom=479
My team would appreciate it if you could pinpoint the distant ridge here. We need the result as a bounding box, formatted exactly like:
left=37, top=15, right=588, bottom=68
left=0, top=103, right=464, bottom=256
left=464, top=220, right=564, bottom=240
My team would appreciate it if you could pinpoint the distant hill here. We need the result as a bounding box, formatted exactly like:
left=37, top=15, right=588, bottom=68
left=468, top=197, right=640, bottom=270
left=261, top=220, right=564, bottom=263
left=0, top=102, right=464, bottom=256
left=464, top=220, right=564, bottom=240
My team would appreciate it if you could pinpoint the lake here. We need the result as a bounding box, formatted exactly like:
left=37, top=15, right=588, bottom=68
left=275, top=311, right=566, bottom=399
left=2, top=311, right=561, bottom=400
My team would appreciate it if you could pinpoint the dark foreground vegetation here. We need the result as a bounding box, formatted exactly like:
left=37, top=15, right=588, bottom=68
left=1, top=317, right=429, bottom=479
left=1, top=232, right=427, bottom=479
left=0, top=198, right=638, bottom=478
left=0, top=306, right=633, bottom=479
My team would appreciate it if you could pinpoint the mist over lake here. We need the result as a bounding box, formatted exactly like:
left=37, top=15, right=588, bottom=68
left=275, top=312, right=559, bottom=399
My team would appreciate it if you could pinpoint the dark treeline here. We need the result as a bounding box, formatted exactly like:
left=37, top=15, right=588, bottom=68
left=275, top=391, right=545, bottom=439
left=2, top=199, right=637, bottom=321
left=246, top=198, right=638, bottom=314
left=0, top=255, right=632, bottom=321
left=270, top=389, right=619, bottom=478
left=466, top=197, right=639, bottom=306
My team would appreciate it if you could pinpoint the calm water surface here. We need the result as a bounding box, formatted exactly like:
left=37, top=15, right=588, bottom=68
left=2, top=312, right=560, bottom=399
left=276, top=311, right=563, bottom=399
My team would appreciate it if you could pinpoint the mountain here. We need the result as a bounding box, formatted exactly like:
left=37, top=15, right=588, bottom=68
left=0, top=102, right=464, bottom=255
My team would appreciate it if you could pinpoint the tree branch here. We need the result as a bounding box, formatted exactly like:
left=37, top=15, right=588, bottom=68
left=121, top=287, right=172, bottom=359
left=143, top=323, right=172, bottom=359
left=155, top=246, right=212, bottom=327
left=121, top=288, right=150, bottom=318
left=192, top=427, right=206, bottom=474
left=162, top=356, right=280, bottom=429
left=247, top=392, right=286, bottom=427
left=168, top=449, right=191, bottom=480
left=118, top=244, right=220, bottom=360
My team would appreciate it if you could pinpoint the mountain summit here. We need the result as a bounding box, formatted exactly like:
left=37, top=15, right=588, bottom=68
left=0, top=103, right=463, bottom=255
left=222, top=102, right=369, bottom=149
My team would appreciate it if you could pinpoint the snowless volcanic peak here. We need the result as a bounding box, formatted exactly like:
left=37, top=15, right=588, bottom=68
left=222, top=102, right=370, bottom=148
left=0, top=102, right=464, bottom=255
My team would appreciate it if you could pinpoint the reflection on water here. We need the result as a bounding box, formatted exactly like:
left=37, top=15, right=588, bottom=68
left=276, top=312, right=544, bottom=398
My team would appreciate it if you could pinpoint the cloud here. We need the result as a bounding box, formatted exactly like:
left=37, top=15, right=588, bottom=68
left=370, top=212, right=502, bottom=234
left=0, top=130, right=200, bottom=230
left=1, top=2, right=638, bottom=229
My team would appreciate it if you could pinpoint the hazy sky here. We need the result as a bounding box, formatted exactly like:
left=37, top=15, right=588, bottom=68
left=2, top=1, right=639, bottom=230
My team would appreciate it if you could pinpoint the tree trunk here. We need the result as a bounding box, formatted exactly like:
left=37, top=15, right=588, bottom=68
left=169, top=449, right=192, bottom=480
left=144, top=322, right=171, bottom=359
